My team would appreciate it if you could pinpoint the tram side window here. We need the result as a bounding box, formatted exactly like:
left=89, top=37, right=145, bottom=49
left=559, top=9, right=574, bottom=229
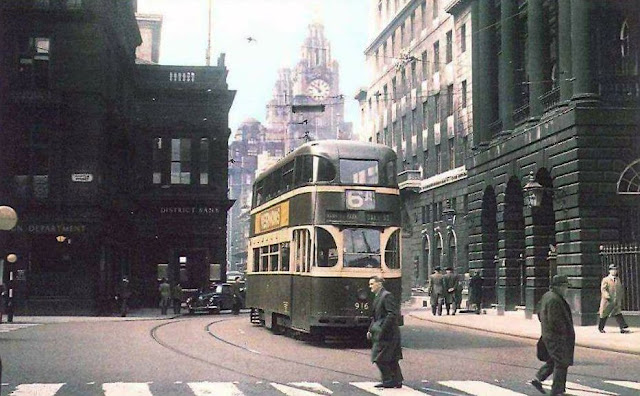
left=316, top=227, right=338, bottom=267
left=282, top=161, right=295, bottom=191
left=254, top=181, right=264, bottom=206
left=384, top=230, right=401, bottom=269
left=253, top=248, right=260, bottom=272
left=293, top=229, right=311, bottom=272
left=343, top=228, right=381, bottom=268
left=281, top=242, right=290, bottom=271
left=340, top=159, right=379, bottom=185
left=270, top=244, right=280, bottom=271
left=295, top=155, right=314, bottom=186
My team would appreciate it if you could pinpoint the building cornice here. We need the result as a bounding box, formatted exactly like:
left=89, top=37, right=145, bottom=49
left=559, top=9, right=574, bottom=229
left=364, top=0, right=420, bottom=55
left=444, top=0, right=474, bottom=16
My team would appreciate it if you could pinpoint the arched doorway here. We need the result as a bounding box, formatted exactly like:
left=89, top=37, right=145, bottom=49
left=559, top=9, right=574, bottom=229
left=500, top=177, right=526, bottom=310
left=480, top=186, right=498, bottom=306
left=448, top=230, right=457, bottom=269
left=421, top=234, right=431, bottom=284
left=434, top=233, right=443, bottom=271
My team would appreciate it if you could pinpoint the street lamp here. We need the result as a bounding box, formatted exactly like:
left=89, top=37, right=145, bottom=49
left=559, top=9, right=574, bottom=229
left=523, top=171, right=567, bottom=209
left=0, top=206, right=18, bottom=326
left=523, top=171, right=544, bottom=208
left=443, top=199, right=456, bottom=229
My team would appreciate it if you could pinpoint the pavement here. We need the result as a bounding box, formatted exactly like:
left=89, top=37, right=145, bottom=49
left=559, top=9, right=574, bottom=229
left=404, top=295, right=640, bottom=356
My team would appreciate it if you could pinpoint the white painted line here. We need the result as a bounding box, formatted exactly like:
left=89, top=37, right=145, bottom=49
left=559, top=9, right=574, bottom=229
left=287, top=382, right=333, bottom=394
left=102, top=382, right=153, bottom=396
left=350, top=382, right=429, bottom=395
left=187, top=382, right=244, bottom=396
left=272, top=383, right=329, bottom=396
left=247, top=348, right=261, bottom=354
left=542, top=380, right=618, bottom=396
left=8, top=383, right=64, bottom=396
left=605, top=381, right=640, bottom=391
left=440, top=380, right=526, bottom=396
left=86, top=382, right=96, bottom=385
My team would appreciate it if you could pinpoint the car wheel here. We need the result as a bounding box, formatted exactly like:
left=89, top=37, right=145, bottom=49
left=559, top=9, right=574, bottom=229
left=188, top=308, right=194, bottom=315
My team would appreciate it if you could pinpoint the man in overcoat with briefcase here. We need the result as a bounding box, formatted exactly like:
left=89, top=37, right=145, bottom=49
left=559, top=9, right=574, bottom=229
left=367, top=275, right=403, bottom=389
left=530, top=275, right=575, bottom=396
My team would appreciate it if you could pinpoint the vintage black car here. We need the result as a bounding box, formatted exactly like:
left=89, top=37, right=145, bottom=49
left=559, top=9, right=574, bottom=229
left=186, top=283, right=236, bottom=314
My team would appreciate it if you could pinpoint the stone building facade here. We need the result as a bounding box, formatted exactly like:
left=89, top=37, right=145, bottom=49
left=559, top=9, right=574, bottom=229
left=360, top=0, right=474, bottom=298
left=0, top=0, right=141, bottom=314
left=132, top=60, right=235, bottom=306
left=449, top=0, right=640, bottom=325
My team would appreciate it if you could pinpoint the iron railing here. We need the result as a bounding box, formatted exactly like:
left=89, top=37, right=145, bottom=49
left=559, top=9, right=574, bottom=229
left=600, top=243, right=640, bottom=312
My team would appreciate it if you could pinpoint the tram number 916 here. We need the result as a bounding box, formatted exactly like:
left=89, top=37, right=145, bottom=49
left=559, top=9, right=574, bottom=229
left=345, top=190, right=375, bottom=210
left=355, top=302, right=370, bottom=310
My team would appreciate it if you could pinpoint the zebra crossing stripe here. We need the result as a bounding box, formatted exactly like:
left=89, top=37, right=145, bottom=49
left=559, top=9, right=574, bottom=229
left=102, top=382, right=153, bottom=396
left=7, top=383, right=64, bottom=396
left=286, top=382, right=334, bottom=394
left=271, top=383, right=330, bottom=396
left=439, top=380, right=526, bottom=396
left=350, top=381, right=430, bottom=395
left=187, top=382, right=244, bottom=396
left=542, top=380, right=618, bottom=396
left=605, top=381, right=640, bottom=391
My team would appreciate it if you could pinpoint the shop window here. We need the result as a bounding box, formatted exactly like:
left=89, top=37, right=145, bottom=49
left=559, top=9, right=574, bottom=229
left=152, top=137, right=163, bottom=184
left=18, top=37, right=50, bottom=89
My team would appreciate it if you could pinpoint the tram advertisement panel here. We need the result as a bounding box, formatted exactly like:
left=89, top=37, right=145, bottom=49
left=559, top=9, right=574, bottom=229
left=254, top=201, right=289, bottom=235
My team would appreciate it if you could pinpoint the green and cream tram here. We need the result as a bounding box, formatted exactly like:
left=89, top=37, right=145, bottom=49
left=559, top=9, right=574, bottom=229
left=246, top=140, right=402, bottom=336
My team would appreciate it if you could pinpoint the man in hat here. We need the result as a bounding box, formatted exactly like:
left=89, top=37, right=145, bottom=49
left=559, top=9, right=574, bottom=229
left=530, top=275, right=575, bottom=396
left=598, top=264, right=630, bottom=334
left=367, top=276, right=403, bottom=389
left=427, top=266, right=445, bottom=316
left=442, top=267, right=459, bottom=315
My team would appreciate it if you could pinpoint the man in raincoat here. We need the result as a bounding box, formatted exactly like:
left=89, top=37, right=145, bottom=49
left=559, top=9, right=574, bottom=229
left=598, top=264, right=630, bottom=333
left=530, top=275, right=575, bottom=396
left=367, top=276, right=403, bottom=389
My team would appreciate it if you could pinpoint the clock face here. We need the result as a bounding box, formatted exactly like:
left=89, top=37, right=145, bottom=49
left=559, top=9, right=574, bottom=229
left=307, top=79, right=330, bottom=100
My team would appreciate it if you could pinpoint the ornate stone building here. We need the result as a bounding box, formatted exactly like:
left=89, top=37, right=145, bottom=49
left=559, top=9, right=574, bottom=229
left=360, top=0, right=474, bottom=299
left=449, top=0, right=640, bottom=325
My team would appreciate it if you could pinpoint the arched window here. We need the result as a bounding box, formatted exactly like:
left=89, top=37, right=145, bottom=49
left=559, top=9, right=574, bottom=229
left=617, top=158, right=640, bottom=194
left=621, top=20, right=630, bottom=58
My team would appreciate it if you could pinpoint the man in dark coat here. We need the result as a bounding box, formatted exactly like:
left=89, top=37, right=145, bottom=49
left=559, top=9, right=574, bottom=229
left=427, top=266, right=444, bottom=315
left=367, top=276, right=403, bottom=389
left=468, top=270, right=484, bottom=314
left=530, top=275, right=575, bottom=396
left=442, top=267, right=458, bottom=315
left=116, top=277, right=132, bottom=317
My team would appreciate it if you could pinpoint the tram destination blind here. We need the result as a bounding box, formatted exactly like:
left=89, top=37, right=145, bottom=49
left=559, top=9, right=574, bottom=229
left=325, top=210, right=392, bottom=225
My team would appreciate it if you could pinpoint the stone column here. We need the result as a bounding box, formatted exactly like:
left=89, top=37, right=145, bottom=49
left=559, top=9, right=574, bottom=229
left=527, top=0, right=545, bottom=119
left=558, top=0, right=572, bottom=102
left=499, top=0, right=517, bottom=133
left=472, top=0, right=496, bottom=145
left=570, top=0, right=598, bottom=103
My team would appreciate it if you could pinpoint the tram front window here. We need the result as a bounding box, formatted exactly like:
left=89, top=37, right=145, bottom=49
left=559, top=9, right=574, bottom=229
left=343, top=228, right=381, bottom=268
left=340, top=159, right=379, bottom=185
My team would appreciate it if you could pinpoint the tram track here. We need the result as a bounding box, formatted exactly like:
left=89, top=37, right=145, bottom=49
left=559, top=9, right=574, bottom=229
left=149, top=317, right=377, bottom=383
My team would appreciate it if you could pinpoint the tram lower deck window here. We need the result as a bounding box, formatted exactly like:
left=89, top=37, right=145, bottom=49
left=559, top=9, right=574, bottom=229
left=343, top=228, right=381, bottom=268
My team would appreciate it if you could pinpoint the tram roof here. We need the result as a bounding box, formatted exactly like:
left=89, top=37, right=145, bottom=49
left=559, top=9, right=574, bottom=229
left=255, top=140, right=397, bottom=184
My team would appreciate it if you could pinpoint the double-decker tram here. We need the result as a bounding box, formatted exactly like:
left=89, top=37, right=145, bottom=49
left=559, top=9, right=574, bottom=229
left=246, top=140, right=402, bottom=338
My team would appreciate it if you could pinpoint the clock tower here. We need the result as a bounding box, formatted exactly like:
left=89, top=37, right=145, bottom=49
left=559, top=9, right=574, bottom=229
left=268, top=22, right=352, bottom=153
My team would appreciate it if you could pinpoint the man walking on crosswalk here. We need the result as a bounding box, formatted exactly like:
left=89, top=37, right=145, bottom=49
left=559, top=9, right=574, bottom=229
left=530, top=274, right=575, bottom=396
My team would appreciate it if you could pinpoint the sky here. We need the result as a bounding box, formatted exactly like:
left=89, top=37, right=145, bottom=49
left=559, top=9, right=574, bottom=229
left=136, top=0, right=371, bottom=139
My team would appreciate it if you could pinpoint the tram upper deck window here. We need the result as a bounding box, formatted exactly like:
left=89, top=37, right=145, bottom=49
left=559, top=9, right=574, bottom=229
left=343, top=228, right=381, bottom=268
left=316, top=227, right=338, bottom=267
left=385, top=160, right=397, bottom=186
left=340, top=159, right=379, bottom=185
left=316, top=157, right=336, bottom=182
left=295, top=155, right=314, bottom=186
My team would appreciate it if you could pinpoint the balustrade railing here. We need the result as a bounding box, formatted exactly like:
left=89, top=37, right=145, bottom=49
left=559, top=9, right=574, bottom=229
left=539, top=86, right=560, bottom=111
left=513, top=103, right=530, bottom=125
